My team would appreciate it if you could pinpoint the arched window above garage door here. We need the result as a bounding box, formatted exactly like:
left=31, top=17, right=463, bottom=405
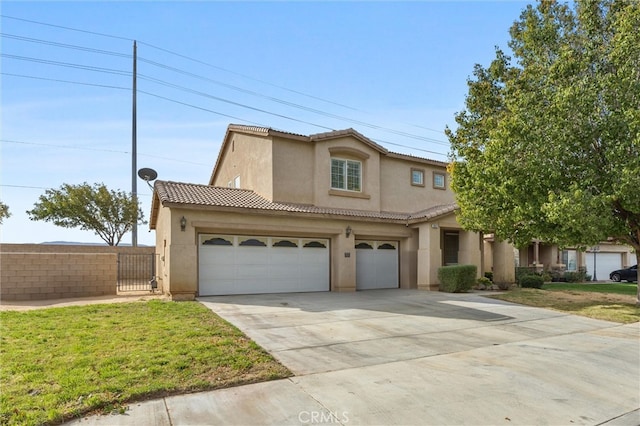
left=355, top=242, right=374, bottom=249
left=239, top=238, right=267, bottom=247
left=378, top=243, right=397, bottom=250
left=303, top=240, right=327, bottom=248
left=202, top=237, right=233, bottom=246
left=273, top=239, right=298, bottom=247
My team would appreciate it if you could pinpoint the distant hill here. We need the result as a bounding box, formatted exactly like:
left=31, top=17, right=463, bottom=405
left=41, top=241, right=151, bottom=247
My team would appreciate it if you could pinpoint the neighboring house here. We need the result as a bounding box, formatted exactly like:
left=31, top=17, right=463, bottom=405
left=513, top=240, right=635, bottom=281
left=149, top=124, right=515, bottom=300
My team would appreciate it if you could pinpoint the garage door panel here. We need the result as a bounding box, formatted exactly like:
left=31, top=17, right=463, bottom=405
left=199, top=235, right=329, bottom=296
left=585, top=252, right=622, bottom=280
left=270, top=248, right=298, bottom=263
left=237, top=247, right=268, bottom=260
left=200, top=246, right=234, bottom=264
left=199, top=267, right=235, bottom=281
left=356, top=240, right=399, bottom=290
left=269, top=264, right=300, bottom=280
left=236, top=265, right=269, bottom=280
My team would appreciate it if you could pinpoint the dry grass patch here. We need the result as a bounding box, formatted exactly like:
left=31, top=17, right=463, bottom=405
left=0, top=300, right=291, bottom=425
left=488, top=287, right=640, bottom=323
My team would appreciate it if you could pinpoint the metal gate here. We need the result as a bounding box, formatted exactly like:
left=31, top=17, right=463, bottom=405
left=117, top=253, right=156, bottom=292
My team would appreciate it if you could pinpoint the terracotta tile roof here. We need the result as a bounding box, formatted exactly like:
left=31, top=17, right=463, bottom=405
left=226, top=124, right=309, bottom=140
left=309, top=128, right=389, bottom=153
left=387, top=151, right=449, bottom=168
left=210, top=124, right=448, bottom=185
left=224, top=124, right=447, bottom=165
left=154, top=181, right=456, bottom=225
left=407, top=203, right=458, bottom=222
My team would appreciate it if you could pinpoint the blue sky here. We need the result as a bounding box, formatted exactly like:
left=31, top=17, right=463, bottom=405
left=1, top=1, right=529, bottom=246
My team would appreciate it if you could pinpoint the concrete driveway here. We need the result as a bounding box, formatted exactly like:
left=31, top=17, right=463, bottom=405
left=198, top=290, right=639, bottom=425
left=71, top=289, right=639, bottom=425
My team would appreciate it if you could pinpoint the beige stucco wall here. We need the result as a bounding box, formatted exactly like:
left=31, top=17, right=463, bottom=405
left=212, top=131, right=455, bottom=217
left=272, top=136, right=315, bottom=204
left=153, top=205, right=489, bottom=300
left=491, top=240, right=517, bottom=284
left=211, top=132, right=274, bottom=199
left=312, top=136, right=382, bottom=211
left=155, top=128, right=492, bottom=298
left=380, top=156, right=454, bottom=213
left=154, top=206, right=199, bottom=300
left=415, top=213, right=482, bottom=290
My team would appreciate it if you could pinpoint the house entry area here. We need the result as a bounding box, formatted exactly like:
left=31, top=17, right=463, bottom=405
left=443, top=231, right=459, bottom=266
left=355, top=240, right=399, bottom=290
left=198, top=234, right=330, bottom=296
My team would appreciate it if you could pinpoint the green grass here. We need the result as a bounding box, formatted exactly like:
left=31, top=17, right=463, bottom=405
left=542, top=282, right=637, bottom=296
left=0, top=300, right=291, bottom=425
left=487, top=286, right=640, bottom=324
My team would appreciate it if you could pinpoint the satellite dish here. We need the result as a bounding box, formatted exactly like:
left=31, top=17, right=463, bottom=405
left=138, top=167, right=158, bottom=182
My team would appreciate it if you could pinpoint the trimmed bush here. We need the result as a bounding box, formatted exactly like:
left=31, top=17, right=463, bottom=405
left=438, top=265, right=477, bottom=293
left=516, top=267, right=537, bottom=282
left=477, top=277, right=491, bottom=287
left=484, top=271, right=493, bottom=282
left=564, top=270, right=587, bottom=282
left=520, top=274, right=544, bottom=288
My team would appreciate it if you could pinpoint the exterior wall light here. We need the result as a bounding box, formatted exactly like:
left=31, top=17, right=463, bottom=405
left=346, top=225, right=352, bottom=238
left=180, top=216, right=187, bottom=232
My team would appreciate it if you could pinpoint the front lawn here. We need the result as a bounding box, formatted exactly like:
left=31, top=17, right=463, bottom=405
left=487, top=285, right=640, bottom=324
left=543, top=282, right=637, bottom=296
left=0, top=300, right=291, bottom=425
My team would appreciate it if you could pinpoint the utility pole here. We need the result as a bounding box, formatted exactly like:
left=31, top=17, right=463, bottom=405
left=132, top=40, right=138, bottom=247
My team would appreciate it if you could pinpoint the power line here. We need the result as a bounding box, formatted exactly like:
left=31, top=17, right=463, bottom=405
left=0, top=15, right=131, bottom=41
left=1, top=32, right=131, bottom=58
left=1, top=53, right=131, bottom=77
left=2, top=70, right=449, bottom=158
left=0, top=183, right=153, bottom=196
left=137, top=41, right=448, bottom=137
left=3, top=30, right=448, bottom=144
left=1, top=139, right=212, bottom=167
left=1, top=72, right=130, bottom=91
left=138, top=57, right=449, bottom=145
left=374, top=138, right=447, bottom=158
left=4, top=50, right=449, bottom=146
left=1, top=70, right=282, bottom=131
left=1, top=184, right=51, bottom=190
left=137, top=74, right=335, bottom=131
left=2, top=14, right=448, bottom=138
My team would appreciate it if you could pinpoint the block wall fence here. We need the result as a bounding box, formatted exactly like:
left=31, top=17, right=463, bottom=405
left=0, top=244, right=155, bottom=301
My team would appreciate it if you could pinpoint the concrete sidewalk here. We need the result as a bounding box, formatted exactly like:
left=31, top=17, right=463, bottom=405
left=68, top=290, right=640, bottom=425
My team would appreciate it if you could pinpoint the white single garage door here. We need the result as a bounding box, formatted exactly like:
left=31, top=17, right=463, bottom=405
left=355, top=240, right=399, bottom=290
left=198, top=235, right=330, bottom=296
left=585, top=252, right=622, bottom=281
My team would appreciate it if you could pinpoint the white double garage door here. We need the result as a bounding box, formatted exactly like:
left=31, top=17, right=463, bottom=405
left=584, top=252, right=623, bottom=280
left=198, top=234, right=399, bottom=296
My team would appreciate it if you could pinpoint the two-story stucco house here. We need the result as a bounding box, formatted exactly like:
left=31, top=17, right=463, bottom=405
left=149, top=124, right=515, bottom=300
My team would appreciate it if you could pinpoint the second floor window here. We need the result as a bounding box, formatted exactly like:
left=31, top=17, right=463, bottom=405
left=433, top=172, right=446, bottom=189
left=331, top=158, right=361, bottom=192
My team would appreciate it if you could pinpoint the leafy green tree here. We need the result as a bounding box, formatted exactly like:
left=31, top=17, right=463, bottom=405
left=447, top=0, right=640, bottom=303
left=0, top=201, right=10, bottom=224
left=27, top=183, right=146, bottom=246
